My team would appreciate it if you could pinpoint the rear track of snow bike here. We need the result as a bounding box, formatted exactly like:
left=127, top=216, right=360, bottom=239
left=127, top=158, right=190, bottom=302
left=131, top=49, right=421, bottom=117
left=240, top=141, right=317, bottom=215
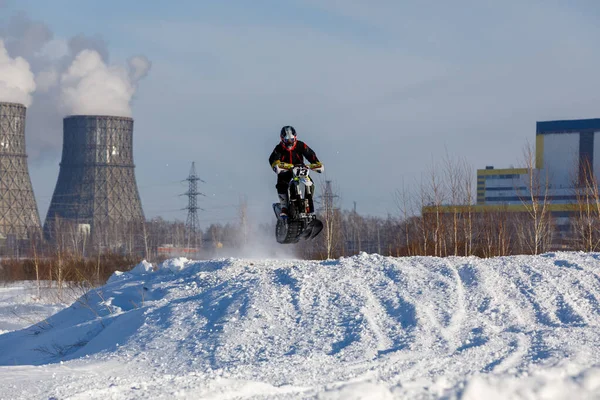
left=273, top=204, right=323, bottom=244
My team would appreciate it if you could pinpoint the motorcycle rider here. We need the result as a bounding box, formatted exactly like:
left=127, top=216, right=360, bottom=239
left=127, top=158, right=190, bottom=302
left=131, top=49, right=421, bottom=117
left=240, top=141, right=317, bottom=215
left=269, top=125, right=324, bottom=218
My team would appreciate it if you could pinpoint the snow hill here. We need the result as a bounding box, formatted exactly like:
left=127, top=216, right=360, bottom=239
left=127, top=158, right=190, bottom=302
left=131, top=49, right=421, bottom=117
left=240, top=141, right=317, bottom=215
left=1, top=252, right=600, bottom=399
left=0, top=282, right=65, bottom=335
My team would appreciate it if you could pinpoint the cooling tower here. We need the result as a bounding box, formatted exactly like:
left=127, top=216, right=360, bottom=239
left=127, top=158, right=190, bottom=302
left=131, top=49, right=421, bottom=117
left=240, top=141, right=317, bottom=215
left=44, top=115, right=145, bottom=248
left=0, top=102, right=41, bottom=241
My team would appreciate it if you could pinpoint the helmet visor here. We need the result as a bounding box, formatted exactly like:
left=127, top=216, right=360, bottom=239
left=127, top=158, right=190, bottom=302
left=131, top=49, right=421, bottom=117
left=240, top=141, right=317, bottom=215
left=282, top=131, right=296, bottom=147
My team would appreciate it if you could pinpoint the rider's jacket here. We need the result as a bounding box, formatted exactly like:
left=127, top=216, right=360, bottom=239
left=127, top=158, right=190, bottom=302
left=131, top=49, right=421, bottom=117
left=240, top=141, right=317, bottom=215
left=268, top=140, right=320, bottom=167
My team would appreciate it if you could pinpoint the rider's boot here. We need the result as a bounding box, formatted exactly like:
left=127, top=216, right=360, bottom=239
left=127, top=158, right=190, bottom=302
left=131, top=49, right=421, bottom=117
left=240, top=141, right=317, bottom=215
left=278, top=193, right=289, bottom=219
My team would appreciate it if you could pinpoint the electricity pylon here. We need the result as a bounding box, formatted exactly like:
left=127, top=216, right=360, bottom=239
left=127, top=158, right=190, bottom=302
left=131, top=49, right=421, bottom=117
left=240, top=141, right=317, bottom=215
left=182, top=162, right=205, bottom=249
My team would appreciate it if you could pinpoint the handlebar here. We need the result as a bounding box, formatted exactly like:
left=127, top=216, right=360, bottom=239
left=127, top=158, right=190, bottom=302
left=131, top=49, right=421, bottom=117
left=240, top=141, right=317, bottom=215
left=274, top=162, right=323, bottom=174
left=287, top=164, right=320, bottom=170
left=288, top=164, right=323, bottom=173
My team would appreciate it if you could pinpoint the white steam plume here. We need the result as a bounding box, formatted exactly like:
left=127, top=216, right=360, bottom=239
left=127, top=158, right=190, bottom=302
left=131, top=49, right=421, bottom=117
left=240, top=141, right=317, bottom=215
left=0, top=39, right=36, bottom=106
left=61, top=50, right=150, bottom=117
left=1, top=10, right=151, bottom=160
left=35, top=68, right=59, bottom=92
left=128, top=55, right=151, bottom=81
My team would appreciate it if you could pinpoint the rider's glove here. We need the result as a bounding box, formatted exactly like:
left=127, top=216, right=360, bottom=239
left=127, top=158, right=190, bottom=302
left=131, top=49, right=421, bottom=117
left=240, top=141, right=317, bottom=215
left=271, top=160, right=293, bottom=174
left=309, top=162, right=324, bottom=173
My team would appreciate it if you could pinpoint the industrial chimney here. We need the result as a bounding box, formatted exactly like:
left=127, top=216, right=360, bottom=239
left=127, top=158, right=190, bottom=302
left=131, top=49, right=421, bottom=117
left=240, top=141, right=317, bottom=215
left=44, top=115, right=145, bottom=251
left=0, top=102, right=41, bottom=248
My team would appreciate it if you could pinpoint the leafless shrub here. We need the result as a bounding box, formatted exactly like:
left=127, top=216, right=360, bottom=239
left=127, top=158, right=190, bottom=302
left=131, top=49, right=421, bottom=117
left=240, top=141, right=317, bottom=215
left=34, top=339, right=89, bottom=358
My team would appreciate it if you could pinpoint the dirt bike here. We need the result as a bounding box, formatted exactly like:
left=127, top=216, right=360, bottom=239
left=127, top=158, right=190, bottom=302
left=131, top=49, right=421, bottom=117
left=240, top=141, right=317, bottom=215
left=272, top=165, right=324, bottom=244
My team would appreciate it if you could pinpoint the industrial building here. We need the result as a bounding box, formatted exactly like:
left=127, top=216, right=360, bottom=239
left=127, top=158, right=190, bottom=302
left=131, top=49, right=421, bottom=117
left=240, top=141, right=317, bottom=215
left=416, top=117, right=600, bottom=250
left=477, top=118, right=600, bottom=207
left=473, top=119, right=600, bottom=231
left=418, top=117, right=600, bottom=253
left=44, top=115, right=145, bottom=252
left=0, top=102, right=41, bottom=254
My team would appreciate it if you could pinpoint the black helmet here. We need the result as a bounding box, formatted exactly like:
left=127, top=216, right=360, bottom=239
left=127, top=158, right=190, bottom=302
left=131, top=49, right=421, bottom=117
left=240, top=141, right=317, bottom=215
left=280, top=125, right=297, bottom=149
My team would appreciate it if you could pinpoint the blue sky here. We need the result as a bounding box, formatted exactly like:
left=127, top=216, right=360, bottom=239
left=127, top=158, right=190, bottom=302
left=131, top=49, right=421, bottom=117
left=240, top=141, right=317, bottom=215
left=2, top=0, right=600, bottom=228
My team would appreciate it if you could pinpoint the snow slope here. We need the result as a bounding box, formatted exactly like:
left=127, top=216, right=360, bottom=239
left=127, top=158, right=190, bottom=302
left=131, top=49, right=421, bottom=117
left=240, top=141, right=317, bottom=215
left=1, top=252, right=600, bottom=399
left=0, top=282, right=67, bottom=335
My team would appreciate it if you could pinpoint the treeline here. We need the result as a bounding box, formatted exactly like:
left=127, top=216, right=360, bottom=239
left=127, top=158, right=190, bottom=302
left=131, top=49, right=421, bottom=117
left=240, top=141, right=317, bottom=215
left=0, top=253, right=141, bottom=294
left=296, top=151, right=600, bottom=258
left=6, top=147, right=600, bottom=285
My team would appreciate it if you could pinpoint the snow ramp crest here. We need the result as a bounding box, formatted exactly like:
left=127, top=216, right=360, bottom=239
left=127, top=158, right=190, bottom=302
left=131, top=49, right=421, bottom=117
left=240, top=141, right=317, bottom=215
left=1, top=252, right=600, bottom=399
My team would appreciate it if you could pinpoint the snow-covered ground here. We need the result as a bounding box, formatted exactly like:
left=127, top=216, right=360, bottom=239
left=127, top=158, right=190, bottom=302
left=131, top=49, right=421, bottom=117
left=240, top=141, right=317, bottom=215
left=1, top=252, right=600, bottom=399
left=0, top=281, right=68, bottom=335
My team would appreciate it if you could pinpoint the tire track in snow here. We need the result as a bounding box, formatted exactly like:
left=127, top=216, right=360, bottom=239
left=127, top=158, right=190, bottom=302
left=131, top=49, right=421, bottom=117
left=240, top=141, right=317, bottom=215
left=471, top=258, right=534, bottom=374
left=442, top=260, right=467, bottom=349
left=551, top=254, right=600, bottom=324
left=403, top=258, right=467, bottom=353
left=526, top=259, right=587, bottom=327
left=394, top=258, right=453, bottom=354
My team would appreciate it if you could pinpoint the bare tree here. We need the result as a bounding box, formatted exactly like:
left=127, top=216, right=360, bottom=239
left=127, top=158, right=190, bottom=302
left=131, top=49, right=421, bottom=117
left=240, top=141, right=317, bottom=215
left=52, top=215, right=66, bottom=299
left=572, top=159, right=600, bottom=251
left=478, top=207, right=511, bottom=257
left=394, top=179, right=417, bottom=256
left=317, top=180, right=342, bottom=259
left=348, top=204, right=362, bottom=254
left=29, top=228, right=42, bottom=299
left=441, top=152, right=475, bottom=256
left=460, top=159, right=475, bottom=256
left=443, top=151, right=462, bottom=255
left=517, top=142, right=552, bottom=254
left=141, top=222, right=150, bottom=259
left=238, top=196, right=249, bottom=247
left=424, top=161, right=447, bottom=257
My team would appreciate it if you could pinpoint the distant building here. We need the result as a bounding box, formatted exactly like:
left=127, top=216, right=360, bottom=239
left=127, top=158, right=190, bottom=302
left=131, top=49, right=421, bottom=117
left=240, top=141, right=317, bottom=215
left=0, top=103, right=41, bottom=241
left=477, top=118, right=600, bottom=207
left=44, top=115, right=145, bottom=253
left=425, top=118, right=600, bottom=242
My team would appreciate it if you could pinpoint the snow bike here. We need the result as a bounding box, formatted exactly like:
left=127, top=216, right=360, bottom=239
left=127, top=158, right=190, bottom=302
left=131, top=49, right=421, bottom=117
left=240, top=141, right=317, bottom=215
left=273, top=165, right=324, bottom=244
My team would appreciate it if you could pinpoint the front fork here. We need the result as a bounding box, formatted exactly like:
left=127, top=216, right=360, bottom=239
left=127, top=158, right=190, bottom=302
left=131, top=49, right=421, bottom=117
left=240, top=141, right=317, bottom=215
left=289, top=182, right=314, bottom=214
